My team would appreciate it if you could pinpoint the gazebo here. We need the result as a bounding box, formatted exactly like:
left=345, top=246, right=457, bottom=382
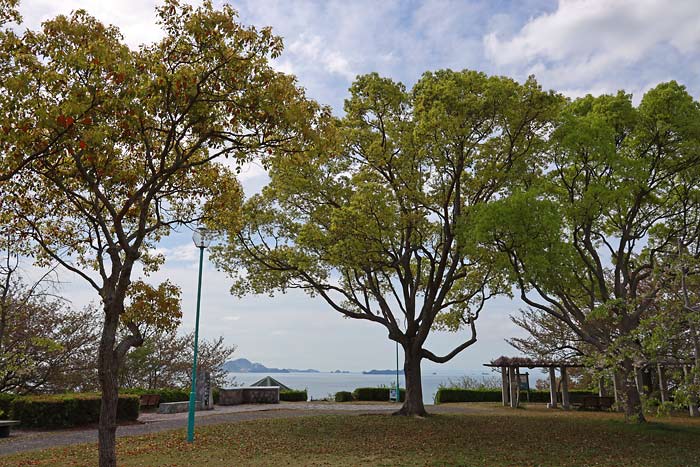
left=250, top=376, right=291, bottom=391
left=484, top=356, right=585, bottom=410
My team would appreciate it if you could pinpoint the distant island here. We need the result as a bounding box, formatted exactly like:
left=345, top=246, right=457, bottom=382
left=222, top=358, right=320, bottom=373
left=223, top=359, right=408, bottom=375
left=363, top=369, right=404, bottom=375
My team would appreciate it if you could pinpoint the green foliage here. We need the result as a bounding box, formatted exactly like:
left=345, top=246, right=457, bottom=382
left=0, top=392, right=13, bottom=420
left=120, top=387, right=189, bottom=403
left=434, top=388, right=598, bottom=404
left=468, top=81, right=700, bottom=420
left=280, top=389, right=307, bottom=402
left=334, top=391, right=354, bottom=402
left=9, top=393, right=139, bottom=428
left=213, top=69, right=561, bottom=415
left=352, top=387, right=405, bottom=402
left=435, top=388, right=502, bottom=403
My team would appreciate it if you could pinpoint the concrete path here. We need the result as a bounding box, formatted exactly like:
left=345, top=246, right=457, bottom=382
left=0, top=402, right=399, bottom=456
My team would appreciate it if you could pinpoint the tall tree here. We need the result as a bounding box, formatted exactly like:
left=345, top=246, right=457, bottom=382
left=468, top=82, right=700, bottom=422
left=4, top=2, right=317, bottom=465
left=213, top=70, right=561, bottom=416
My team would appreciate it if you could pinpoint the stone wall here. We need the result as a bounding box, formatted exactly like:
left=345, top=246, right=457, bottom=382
left=218, top=386, right=280, bottom=405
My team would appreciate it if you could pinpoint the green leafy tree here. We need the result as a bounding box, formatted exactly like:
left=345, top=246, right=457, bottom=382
left=2, top=2, right=317, bottom=465
left=468, top=82, right=700, bottom=422
left=213, top=70, right=561, bottom=416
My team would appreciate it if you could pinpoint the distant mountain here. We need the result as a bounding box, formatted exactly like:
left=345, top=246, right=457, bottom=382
left=363, top=369, right=404, bottom=375
left=222, top=358, right=319, bottom=373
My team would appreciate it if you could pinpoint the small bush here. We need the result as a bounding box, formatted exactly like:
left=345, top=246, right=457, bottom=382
left=280, top=390, right=307, bottom=402
left=435, top=389, right=502, bottom=404
left=335, top=391, right=354, bottom=402
left=10, top=393, right=139, bottom=428
left=121, top=388, right=190, bottom=403
left=0, top=393, right=14, bottom=420
left=353, top=387, right=405, bottom=402
left=434, top=388, right=598, bottom=404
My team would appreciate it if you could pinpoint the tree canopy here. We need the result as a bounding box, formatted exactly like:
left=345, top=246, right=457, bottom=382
left=0, top=1, right=321, bottom=465
left=213, top=69, right=562, bottom=415
left=468, top=82, right=700, bottom=421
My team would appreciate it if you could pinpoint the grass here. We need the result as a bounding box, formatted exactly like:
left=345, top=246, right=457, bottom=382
left=2, top=403, right=700, bottom=466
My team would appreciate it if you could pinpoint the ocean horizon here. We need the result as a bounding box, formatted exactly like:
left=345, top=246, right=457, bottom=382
left=225, top=370, right=500, bottom=405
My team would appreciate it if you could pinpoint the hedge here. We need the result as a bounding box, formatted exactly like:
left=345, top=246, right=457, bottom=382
left=121, top=388, right=189, bottom=403
left=435, top=389, right=502, bottom=403
left=280, top=390, right=307, bottom=402
left=10, top=393, right=140, bottom=428
left=0, top=393, right=14, bottom=420
left=353, top=387, right=405, bottom=402
left=121, top=387, right=221, bottom=405
left=434, top=388, right=598, bottom=404
left=335, top=391, right=354, bottom=402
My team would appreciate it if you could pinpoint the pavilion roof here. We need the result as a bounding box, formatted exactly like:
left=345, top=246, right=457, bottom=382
left=484, top=356, right=585, bottom=368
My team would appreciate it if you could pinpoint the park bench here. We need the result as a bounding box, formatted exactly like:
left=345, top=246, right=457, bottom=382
left=139, top=394, right=160, bottom=409
left=579, top=395, right=614, bottom=411
left=0, top=420, right=20, bottom=438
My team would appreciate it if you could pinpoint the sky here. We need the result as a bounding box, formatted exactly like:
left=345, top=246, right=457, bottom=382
left=14, top=0, right=700, bottom=373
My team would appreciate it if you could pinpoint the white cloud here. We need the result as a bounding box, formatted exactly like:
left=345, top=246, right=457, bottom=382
left=17, top=0, right=163, bottom=48
left=484, top=0, right=700, bottom=94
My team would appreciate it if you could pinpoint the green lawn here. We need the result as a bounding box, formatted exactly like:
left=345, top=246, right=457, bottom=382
left=2, top=404, right=700, bottom=467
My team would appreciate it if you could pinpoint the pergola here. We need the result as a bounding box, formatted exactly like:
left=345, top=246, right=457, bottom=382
left=484, top=356, right=585, bottom=410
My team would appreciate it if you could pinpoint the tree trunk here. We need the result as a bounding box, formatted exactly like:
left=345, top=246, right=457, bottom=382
left=394, top=346, right=427, bottom=417
left=690, top=322, right=700, bottom=417
left=620, top=359, right=645, bottom=423
left=98, top=311, right=120, bottom=467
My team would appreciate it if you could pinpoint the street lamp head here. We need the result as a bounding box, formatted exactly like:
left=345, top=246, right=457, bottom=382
left=192, top=227, right=212, bottom=249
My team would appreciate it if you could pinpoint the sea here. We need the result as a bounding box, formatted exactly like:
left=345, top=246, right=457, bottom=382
left=226, top=370, right=492, bottom=405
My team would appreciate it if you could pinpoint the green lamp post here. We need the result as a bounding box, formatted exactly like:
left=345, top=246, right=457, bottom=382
left=187, top=227, right=211, bottom=443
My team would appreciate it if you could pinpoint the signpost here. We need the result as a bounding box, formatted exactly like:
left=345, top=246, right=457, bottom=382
left=519, top=372, right=530, bottom=402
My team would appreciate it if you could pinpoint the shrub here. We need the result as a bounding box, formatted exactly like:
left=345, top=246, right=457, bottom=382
left=10, top=393, right=139, bottom=428
left=353, top=387, right=405, bottom=402
left=435, top=389, right=502, bottom=404
left=121, top=387, right=189, bottom=403
left=335, top=391, right=354, bottom=402
left=280, top=389, right=307, bottom=402
left=0, top=393, right=14, bottom=420
left=434, top=388, right=598, bottom=404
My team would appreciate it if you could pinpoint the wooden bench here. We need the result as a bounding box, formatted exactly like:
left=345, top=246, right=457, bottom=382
left=139, top=394, right=161, bottom=409
left=0, top=420, right=20, bottom=438
left=579, top=396, right=614, bottom=411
